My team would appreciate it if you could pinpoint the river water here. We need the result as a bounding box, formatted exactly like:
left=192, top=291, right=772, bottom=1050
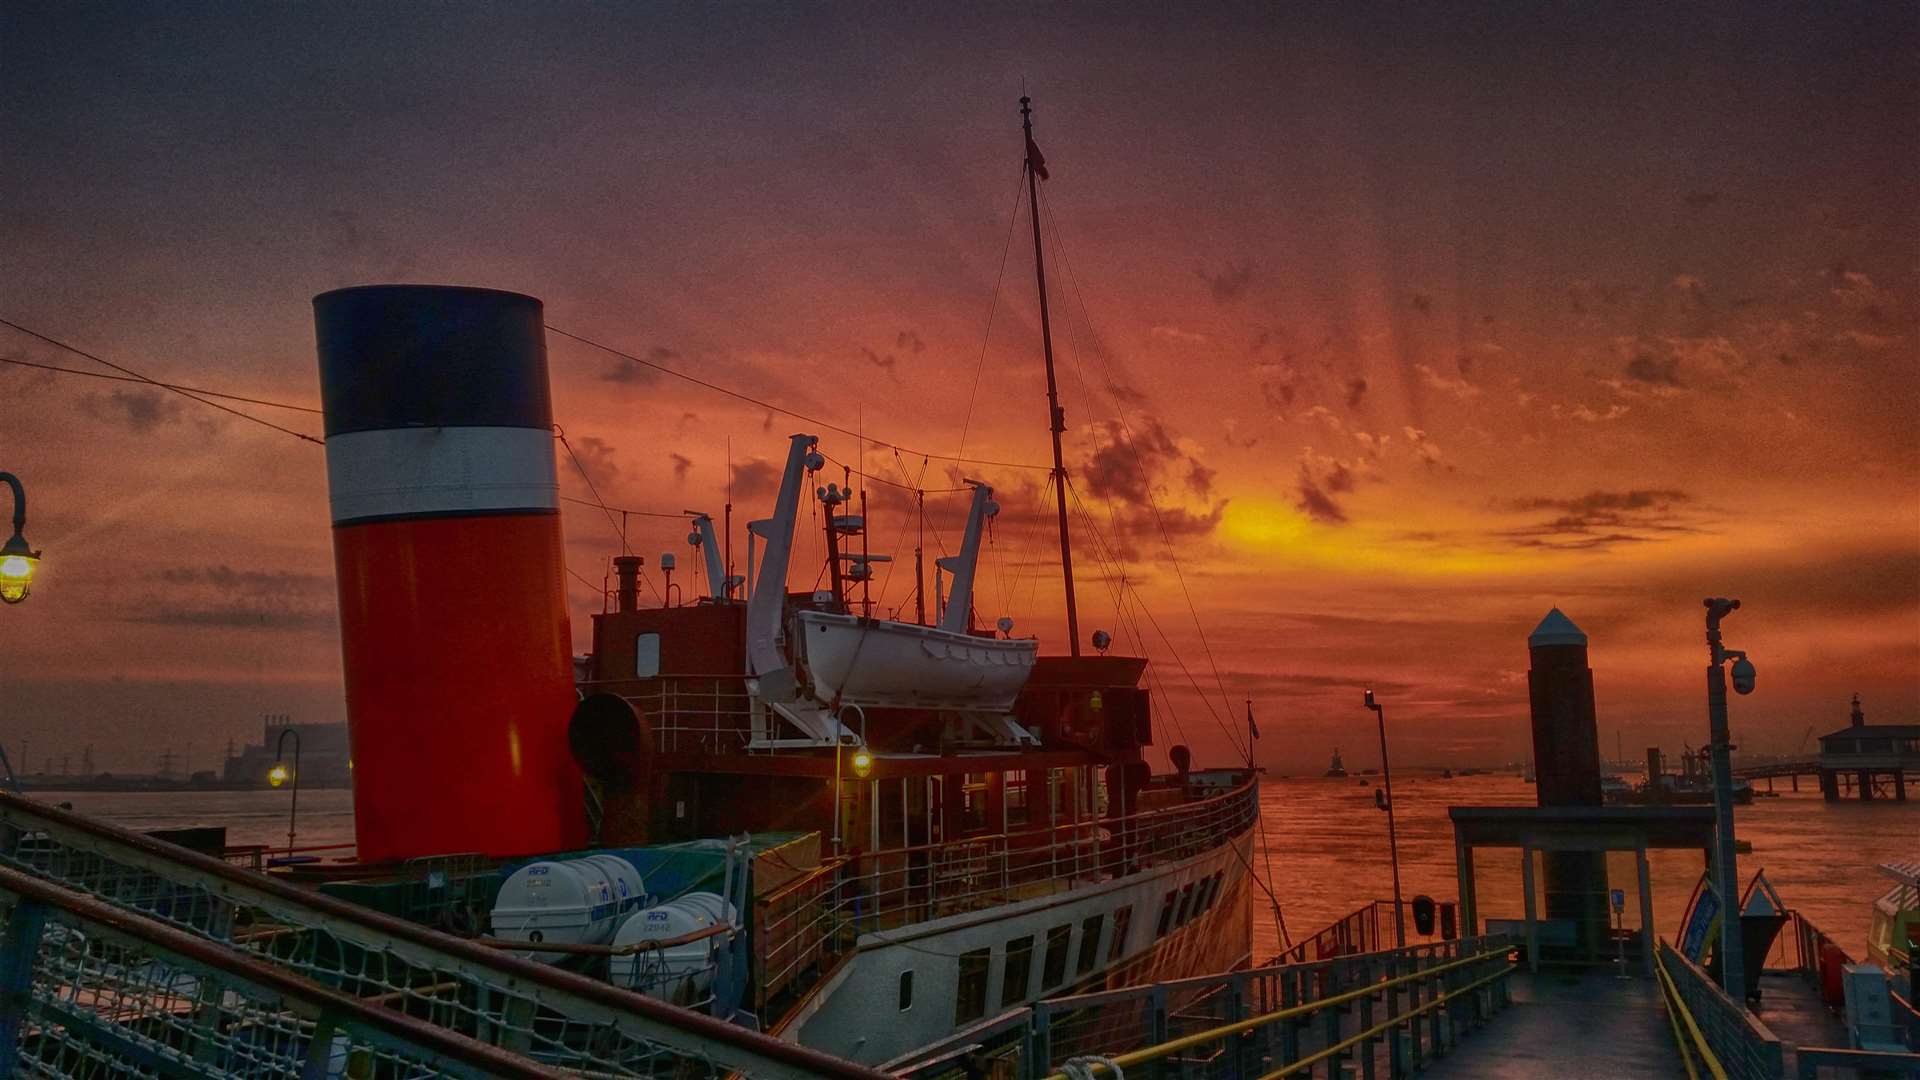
left=26, top=773, right=1916, bottom=961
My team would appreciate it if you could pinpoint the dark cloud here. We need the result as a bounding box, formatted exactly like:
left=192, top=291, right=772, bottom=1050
left=862, top=347, right=897, bottom=377
left=1497, top=489, right=1701, bottom=550
left=1186, top=459, right=1216, bottom=498
left=1344, top=377, right=1369, bottom=410
left=1069, top=417, right=1226, bottom=556
left=79, top=388, right=184, bottom=433
left=600, top=345, right=676, bottom=384
left=1411, top=293, right=1432, bottom=315
left=668, top=452, right=693, bottom=482
left=564, top=435, right=621, bottom=491
left=896, top=330, right=925, bottom=354
left=130, top=565, right=336, bottom=632
left=1197, top=261, right=1257, bottom=303
left=1294, top=469, right=1348, bottom=524
left=1624, top=354, right=1684, bottom=387
left=730, top=458, right=780, bottom=502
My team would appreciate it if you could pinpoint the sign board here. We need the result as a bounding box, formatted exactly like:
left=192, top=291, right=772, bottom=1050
left=1680, top=885, right=1721, bottom=963
left=1610, top=888, right=1625, bottom=914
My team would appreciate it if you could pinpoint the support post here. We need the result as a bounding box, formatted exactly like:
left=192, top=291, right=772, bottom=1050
left=1455, top=835, right=1478, bottom=937
left=1521, top=843, right=1539, bottom=974
left=1636, top=845, right=1656, bottom=979
left=0, top=899, right=50, bottom=1075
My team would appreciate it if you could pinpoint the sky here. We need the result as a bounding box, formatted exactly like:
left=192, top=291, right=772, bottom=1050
left=1, top=3, right=1915, bottom=776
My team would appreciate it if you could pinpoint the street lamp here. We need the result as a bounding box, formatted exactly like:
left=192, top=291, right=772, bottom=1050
left=272, top=726, right=302, bottom=857
left=1704, top=598, right=1756, bottom=999
left=1364, top=688, right=1407, bottom=948
left=0, top=472, right=42, bottom=604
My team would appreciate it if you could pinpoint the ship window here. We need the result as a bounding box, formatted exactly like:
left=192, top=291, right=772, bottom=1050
left=633, top=633, right=661, bottom=678
left=1174, top=883, right=1196, bottom=926
left=961, top=773, right=990, bottom=832
left=955, top=948, right=990, bottom=1025
left=1002, top=935, right=1034, bottom=1005
left=1077, top=914, right=1104, bottom=975
left=898, top=969, right=913, bottom=1011
left=1156, top=891, right=1177, bottom=936
left=1110, top=905, right=1133, bottom=962
left=1005, top=769, right=1029, bottom=827
left=1041, top=923, right=1071, bottom=990
left=1209, top=872, right=1224, bottom=912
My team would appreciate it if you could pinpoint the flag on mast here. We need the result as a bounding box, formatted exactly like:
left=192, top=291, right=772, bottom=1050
left=1247, top=699, right=1259, bottom=739
left=1026, top=135, right=1049, bottom=181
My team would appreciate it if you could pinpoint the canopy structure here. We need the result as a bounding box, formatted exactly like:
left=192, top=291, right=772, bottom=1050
left=1449, top=804, right=1717, bottom=975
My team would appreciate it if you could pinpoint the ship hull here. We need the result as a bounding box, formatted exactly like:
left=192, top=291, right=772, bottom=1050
left=796, top=611, right=1038, bottom=712
left=785, top=827, right=1253, bottom=1065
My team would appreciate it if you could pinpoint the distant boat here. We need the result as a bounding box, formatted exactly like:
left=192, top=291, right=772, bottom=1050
left=1324, top=748, right=1348, bottom=778
left=1442, top=768, right=1454, bottom=779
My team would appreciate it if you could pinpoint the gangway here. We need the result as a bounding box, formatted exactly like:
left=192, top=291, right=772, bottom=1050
left=0, top=790, right=886, bottom=1079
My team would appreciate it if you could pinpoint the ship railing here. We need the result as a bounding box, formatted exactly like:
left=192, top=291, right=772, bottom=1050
left=581, top=675, right=759, bottom=755
left=752, top=783, right=1261, bottom=1016
left=885, top=931, right=1520, bottom=1079
left=1761, top=911, right=1920, bottom=1076
left=0, top=790, right=888, bottom=1080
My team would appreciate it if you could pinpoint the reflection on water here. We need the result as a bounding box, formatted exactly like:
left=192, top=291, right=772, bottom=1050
left=28, top=773, right=1915, bottom=961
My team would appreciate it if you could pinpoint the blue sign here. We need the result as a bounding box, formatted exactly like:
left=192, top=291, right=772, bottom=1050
left=1680, top=886, right=1721, bottom=963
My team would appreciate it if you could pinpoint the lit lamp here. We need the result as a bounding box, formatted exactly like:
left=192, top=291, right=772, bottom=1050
left=851, top=747, right=874, bottom=779
left=0, top=472, right=41, bottom=605
left=273, top=725, right=302, bottom=856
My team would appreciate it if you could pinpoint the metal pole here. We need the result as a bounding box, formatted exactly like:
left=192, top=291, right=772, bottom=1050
left=1704, top=598, right=1745, bottom=999
left=274, top=726, right=301, bottom=856
left=1019, top=96, right=1080, bottom=657
left=1368, top=695, right=1407, bottom=947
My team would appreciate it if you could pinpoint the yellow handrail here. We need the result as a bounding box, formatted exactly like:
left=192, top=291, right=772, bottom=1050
left=1654, top=943, right=1730, bottom=1080
left=1040, top=942, right=1514, bottom=1080
left=1262, top=964, right=1513, bottom=1079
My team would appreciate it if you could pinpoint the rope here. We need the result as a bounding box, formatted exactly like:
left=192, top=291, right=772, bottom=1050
left=1060, top=1055, right=1123, bottom=1080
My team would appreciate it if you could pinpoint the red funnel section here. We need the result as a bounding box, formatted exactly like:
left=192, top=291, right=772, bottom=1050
left=315, top=285, right=585, bottom=862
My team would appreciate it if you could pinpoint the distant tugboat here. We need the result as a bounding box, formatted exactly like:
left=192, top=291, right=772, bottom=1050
left=1324, top=748, right=1348, bottom=778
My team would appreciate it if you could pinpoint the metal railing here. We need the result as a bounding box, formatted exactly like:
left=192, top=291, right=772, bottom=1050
left=890, top=932, right=1519, bottom=1079
left=0, top=863, right=562, bottom=1078
left=0, top=790, right=887, bottom=1079
left=1271, top=900, right=1405, bottom=966
left=754, top=783, right=1261, bottom=1015
left=1656, top=938, right=1786, bottom=1080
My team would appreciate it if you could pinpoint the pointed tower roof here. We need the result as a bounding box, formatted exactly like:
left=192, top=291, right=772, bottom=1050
left=1528, top=607, right=1588, bottom=648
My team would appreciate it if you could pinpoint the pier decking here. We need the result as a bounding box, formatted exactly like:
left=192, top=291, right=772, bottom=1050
left=1419, top=970, right=1685, bottom=1078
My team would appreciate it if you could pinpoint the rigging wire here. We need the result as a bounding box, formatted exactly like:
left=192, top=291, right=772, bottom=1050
left=0, top=316, right=324, bottom=445
left=953, top=165, right=1031, bottom=466
left=553, top=426, right=631, bottom=557
left=544, top=323, right=1047, bottom=474
left=1036, top=184, right=1246, bottom=750
left=0, top=354, right=323, bottom=413
left=555, top=494, right=690, bottom=519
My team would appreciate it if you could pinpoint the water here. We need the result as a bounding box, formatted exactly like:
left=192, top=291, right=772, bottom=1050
left=25, top=774, right=1915, bottom=960
left=1251, top=773, right=1917, bottom=964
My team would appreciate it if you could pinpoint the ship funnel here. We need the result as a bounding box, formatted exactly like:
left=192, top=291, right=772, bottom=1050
left=315, top=284, right=585, bottom=862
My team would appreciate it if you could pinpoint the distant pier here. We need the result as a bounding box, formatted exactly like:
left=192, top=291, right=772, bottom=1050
left=1732, top=696, right=1917, bottom=801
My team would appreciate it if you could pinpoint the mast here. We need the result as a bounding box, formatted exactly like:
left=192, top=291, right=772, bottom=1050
left=1021, top=95, right=1082, bottom=657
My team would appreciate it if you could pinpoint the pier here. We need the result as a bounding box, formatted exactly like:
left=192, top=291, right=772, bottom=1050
left=1734, top=696, right=1919, bottom=801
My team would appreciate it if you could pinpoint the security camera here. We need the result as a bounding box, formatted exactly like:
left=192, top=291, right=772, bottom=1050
left=1730, top=655, right=1756, bottom=695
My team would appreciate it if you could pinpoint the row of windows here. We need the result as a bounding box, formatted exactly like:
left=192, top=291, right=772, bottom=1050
left=1155, top=870, right=1225, bottom=938
left=900, top=871, right=1231, bottom=1024
left=943, top=903, right=1136, bottom=1024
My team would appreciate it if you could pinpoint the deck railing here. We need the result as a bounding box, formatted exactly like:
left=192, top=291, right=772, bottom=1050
left=753, top=782, right=1261, bottom=1016
left=1271, top=899, right=1406, bottom=966
left=0, top=791, right=886, bottom=1080
left=888, top=932, right=1519, bottom=1079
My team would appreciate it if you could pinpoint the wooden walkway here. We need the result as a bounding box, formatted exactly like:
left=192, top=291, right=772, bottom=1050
left=1421, top=970, right=1685, bottom=1078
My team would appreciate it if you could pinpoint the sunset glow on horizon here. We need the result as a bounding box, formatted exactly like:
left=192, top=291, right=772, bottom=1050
left=2, top=4, right=1914, bottom=775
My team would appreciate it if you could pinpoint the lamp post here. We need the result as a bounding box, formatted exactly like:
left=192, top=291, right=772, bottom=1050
left=1704, top=598, right=1756, bottom=999
left=1365, top=689, right=1407, bottom=948
left=0, top=472, right=43, bottom=604
left=270, top=725, right=302, bottom=857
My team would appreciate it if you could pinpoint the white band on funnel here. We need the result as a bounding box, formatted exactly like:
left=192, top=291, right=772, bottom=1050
left=326, top=426, right=559, bottom=525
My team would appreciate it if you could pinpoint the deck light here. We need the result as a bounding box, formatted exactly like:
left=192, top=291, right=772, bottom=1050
left=267, top=764, right=289, bottom=788
left=851, top=748, right=874, bottom=778
left=0, top=472, right=41, bottom=605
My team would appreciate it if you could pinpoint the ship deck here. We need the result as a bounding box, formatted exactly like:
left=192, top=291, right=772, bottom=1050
left=1418, top=969, right=1686, bottom=1078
